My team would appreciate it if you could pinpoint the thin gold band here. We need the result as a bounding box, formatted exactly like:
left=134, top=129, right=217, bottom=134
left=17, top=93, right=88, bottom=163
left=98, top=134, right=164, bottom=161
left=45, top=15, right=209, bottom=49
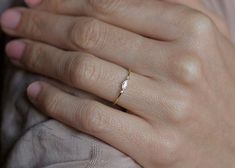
left=113, top=69, right=131, bottom=105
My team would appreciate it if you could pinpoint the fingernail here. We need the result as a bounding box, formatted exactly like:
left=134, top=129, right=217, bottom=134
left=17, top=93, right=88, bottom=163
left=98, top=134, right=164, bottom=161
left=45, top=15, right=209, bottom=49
left=24, top=0, right=42, bottom=7
left=27, top=82, right=42, bottom=99
left=6, top=41, right=26, bottom=60
left=0, top=10, right=21, bottom=29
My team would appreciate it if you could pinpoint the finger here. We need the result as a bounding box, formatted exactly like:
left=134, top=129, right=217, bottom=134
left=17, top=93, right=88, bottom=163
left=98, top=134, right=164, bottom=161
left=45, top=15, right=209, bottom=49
left=6, top=40, right=169, bottom=119
left=24, top=0, right=188, bottom=40
left=27, top=81, right=153, bottom=166
left=24, top=0, right=229, bottom=39
left=1, top=8, right=172, bottom=78
left=41, top=78, right=116, bottom=108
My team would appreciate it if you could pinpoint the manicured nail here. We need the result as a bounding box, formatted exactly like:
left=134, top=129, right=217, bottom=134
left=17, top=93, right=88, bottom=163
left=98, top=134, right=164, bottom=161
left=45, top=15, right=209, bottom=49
left=6, top=41, right=26, bottom=60
left=24, top=0, right=42, bottom=7
left=27, top=82, right=42, bottom=99
left=0, top=10, right=21, bottom=29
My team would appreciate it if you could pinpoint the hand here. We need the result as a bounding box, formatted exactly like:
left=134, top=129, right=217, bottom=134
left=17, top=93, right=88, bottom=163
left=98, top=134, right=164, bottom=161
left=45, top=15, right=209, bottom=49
left=2, top=0, right=235, bottom=167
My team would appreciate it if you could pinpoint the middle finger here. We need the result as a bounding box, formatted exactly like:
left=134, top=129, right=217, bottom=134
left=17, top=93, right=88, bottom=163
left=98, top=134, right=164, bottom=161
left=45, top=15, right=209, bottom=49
left=1, top=8, right=172, bottom=78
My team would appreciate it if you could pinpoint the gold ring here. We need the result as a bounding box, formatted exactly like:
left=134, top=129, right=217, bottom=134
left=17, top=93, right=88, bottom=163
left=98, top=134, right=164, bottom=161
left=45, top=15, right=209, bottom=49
left=113, top=69, right=131, bottom=105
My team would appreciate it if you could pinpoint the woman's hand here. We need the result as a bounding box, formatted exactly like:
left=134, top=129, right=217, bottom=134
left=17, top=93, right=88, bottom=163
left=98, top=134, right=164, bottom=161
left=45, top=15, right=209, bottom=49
left=2, top=0, right=235, bottom=167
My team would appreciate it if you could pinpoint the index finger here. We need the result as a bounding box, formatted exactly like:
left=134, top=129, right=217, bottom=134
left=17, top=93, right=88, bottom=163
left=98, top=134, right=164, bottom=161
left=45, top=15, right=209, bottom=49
left=25, top=0, right=229, bottom=38
left=25, top=0, right=187, bottom=40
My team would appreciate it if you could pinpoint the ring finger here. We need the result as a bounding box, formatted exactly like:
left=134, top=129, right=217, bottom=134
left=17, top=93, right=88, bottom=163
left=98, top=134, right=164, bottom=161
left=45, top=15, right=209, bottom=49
left=6, top=40, right=175, bottom=120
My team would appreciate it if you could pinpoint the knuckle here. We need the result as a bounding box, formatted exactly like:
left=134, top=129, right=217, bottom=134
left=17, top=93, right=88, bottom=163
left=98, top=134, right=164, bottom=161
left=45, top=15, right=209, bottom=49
left=79, top=101, right=107, bottom=134
left=160, top=141, right=181, bottom=165
left=185, top=11, right=215, bottom=37
left=61, top=54, right=79, bottom=84
left=42, top=91, right=61, bottom=115
left=24, top=43, right=44, bottom=69
left=158, top=142, right=178, bottom=165
left=69, top=55, right=101, bottom=87
left=166, top=94, right=193, bottom=123
left=149, top=132, right=181, bottom=166
left=171, top=55, right=203, bottom=84
left=20, top=11, right=45, bottom=37
left=70, top=18, right=106, bottom=50
left=88, top=0, right=123, bottom=14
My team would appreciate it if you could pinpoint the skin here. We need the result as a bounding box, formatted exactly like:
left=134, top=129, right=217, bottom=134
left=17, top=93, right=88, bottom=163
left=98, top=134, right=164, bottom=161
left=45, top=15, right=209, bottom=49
left=1, top=0, right=235, bottom=167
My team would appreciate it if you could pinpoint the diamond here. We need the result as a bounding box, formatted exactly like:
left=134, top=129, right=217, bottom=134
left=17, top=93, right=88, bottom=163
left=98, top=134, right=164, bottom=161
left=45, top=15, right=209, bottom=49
left=113, top=69, right=131, bottom=105
left=122, top=80, right=128, bottom=91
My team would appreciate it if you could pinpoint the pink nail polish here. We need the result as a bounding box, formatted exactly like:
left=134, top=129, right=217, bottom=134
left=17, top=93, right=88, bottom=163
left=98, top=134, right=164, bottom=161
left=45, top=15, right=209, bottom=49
left=0, top=10, right=21, bottom=29
left=6, top=41, right=26, bottom=60
left=27, top=82, right=42, bottom=99
left=24, top=0, right=42, bottom=7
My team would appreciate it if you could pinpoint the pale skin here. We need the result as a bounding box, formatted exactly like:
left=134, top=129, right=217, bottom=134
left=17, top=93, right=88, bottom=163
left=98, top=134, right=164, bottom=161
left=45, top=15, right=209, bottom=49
left=1, top=0, right=235, bottom=167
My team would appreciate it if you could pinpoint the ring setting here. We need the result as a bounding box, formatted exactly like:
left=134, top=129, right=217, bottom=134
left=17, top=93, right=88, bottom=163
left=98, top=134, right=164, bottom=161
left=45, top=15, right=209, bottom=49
left=113, top=69, right=131, bottom=105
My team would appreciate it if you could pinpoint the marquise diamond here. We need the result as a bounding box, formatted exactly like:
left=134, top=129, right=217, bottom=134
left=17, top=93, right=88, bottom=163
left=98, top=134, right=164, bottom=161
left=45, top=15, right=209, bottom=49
left=121, top=80, right=128, bottom=91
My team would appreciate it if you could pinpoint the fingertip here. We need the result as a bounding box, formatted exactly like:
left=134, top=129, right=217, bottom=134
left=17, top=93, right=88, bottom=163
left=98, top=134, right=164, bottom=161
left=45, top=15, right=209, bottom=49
left=27, top=82, right=42, bottom=100
left=5, top=40, right=26, bottom=60
left=0, top=9, right=21, bottom=29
